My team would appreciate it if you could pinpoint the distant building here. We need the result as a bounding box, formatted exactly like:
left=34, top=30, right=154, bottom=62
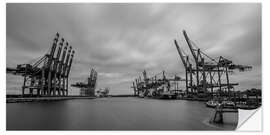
left=96, top=87, right=109, bottom=97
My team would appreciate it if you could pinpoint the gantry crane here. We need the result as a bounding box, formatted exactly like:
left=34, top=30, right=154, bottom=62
left=132, top=70, right=185, bottom=98
left=71, top=68, right=97, bottom=96
left=7, top=33, right=75, bottom=96
left=174, top=30, right=252, bottom=99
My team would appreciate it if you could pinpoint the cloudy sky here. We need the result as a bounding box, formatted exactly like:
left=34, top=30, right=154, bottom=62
left=6, top=3, right=261, bottom=95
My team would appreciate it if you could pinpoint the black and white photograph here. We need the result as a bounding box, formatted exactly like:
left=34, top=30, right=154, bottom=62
left=4, top=2, right=262, bottom=131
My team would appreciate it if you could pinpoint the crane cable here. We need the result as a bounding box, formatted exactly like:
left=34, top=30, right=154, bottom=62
left=189, top=39, right=218, bottom=63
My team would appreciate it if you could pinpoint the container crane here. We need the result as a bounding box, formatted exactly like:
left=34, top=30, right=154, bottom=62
left=6, top=33, right=75, bottom=97
left=174, top=30, right=252, bottom=99
left=71, top=68, right=97, bottom=96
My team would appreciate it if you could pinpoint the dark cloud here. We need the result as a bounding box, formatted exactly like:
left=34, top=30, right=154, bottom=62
left=6, top=3, right=261, bottom=95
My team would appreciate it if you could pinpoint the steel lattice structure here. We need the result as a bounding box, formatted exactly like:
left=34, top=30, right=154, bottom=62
left=7, top=33, right=75, bottom=96
left=132, top=70, right=185, bottom=97
left=174, top=30, right=252, bottom=99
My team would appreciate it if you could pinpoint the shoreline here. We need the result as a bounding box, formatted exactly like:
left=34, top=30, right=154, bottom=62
left=6, top=96, right=96, bottom=103
left=6, top=94, right=136, bottom=103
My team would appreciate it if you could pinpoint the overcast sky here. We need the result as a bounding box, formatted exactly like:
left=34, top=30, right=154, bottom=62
left=6, top=3, right=261, bottom=95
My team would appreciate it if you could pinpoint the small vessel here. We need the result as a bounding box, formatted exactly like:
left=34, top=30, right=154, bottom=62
left=205, top=100, right=219, bottom=108
left=206, top=100, right=236, bottom=109
left=222, top=101, right=236, bottom=108
left=159, top=91, right=176, bottom=99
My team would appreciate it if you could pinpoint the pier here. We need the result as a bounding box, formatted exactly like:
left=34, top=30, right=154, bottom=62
left=211, top=104, right=238, bottom=124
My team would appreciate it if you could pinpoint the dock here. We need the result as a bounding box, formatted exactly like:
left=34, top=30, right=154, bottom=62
left=6, top=96, right=96, bottom=103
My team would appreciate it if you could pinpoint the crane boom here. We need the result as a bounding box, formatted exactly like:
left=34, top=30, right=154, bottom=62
left=53, top=38, right=64, bottom=71
left=183, top=30, right=197, bottom=62
left=174, top=40, right=187, bottom=68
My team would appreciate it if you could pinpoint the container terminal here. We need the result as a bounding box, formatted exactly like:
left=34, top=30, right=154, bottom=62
left=6, top=30, right=261, bottom=124
left=132, top=30, right=261, bottom=109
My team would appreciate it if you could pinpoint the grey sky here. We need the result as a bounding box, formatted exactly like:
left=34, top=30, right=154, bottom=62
left=6, top=3, right=261, bottom=95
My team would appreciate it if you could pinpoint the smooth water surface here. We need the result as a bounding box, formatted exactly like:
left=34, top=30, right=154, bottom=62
left=7, top=97, right=238, bottom=130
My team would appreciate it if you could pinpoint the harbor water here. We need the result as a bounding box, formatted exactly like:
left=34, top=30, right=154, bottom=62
left=7, top=97, right=238, bottom=130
